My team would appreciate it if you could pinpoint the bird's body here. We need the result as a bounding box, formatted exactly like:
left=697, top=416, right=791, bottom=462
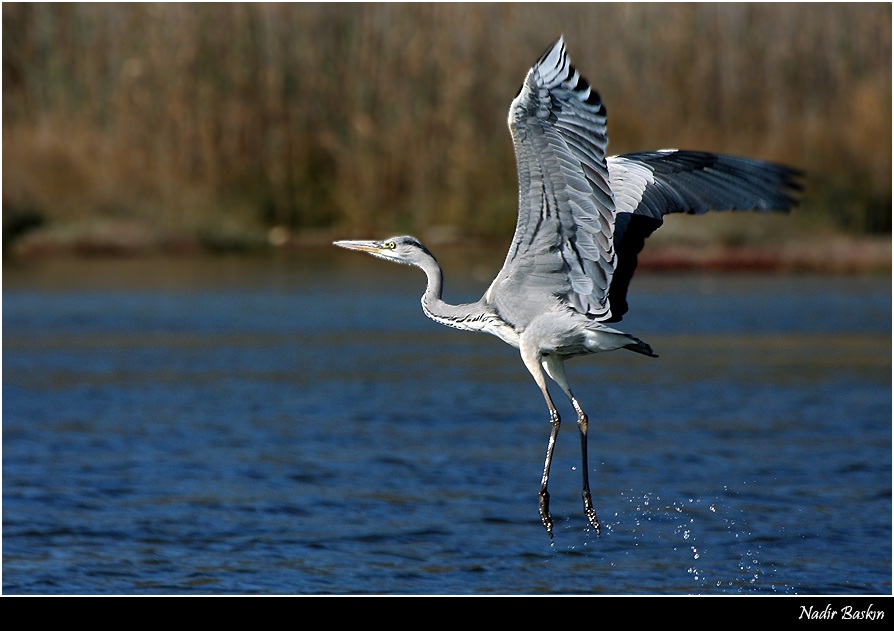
left=335, top=37, right=802, bottom=539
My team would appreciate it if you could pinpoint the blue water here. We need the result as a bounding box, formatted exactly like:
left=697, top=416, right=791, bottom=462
left=3, top=255, right=891, bottom=594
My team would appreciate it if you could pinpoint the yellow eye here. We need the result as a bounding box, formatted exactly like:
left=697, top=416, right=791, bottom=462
left=383, top=241, right=396, bottom=250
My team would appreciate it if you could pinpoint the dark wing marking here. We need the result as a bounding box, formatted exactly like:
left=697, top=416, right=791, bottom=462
left=605, top=150, right=804, bottom=321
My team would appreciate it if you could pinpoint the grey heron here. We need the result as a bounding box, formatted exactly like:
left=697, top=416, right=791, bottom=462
left=335, top=37, right=802, bottom=539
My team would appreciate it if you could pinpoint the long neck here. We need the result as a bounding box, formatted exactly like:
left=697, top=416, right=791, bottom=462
left=416, top=253, right=487, bottom=331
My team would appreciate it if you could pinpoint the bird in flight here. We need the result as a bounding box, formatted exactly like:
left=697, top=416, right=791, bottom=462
left=335, top=37, right=802, bottom=539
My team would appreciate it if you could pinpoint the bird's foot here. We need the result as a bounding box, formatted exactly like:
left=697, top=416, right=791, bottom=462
left=585, top=505, right=602, bottom=537
left=583, top=492, right=601, bottom=537
left=539, top=490, right=554, bottom=541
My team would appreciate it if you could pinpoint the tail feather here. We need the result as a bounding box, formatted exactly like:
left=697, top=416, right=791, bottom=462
left=583, top=325, right=657, bottom=357
left=624, top=335, right=658, bottom=357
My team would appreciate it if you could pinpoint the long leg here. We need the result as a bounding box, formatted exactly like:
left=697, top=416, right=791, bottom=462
left=538, top=393, right=560, bottom=540
left=542, top=356, right=602, bottom=536
left=570, top=397, right=600, bottom=535
left=520, top=343, right=560, bottom=540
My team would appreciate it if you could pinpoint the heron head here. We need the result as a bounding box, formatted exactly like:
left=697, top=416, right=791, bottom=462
left=333, top=235, right=433, bottom=267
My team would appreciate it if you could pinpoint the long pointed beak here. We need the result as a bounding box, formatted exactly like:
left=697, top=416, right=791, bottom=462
left=333, top=239, right=383, bottom=254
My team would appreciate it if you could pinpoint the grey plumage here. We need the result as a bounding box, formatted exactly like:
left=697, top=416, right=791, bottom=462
left=335, top=37, right=802, bottom=539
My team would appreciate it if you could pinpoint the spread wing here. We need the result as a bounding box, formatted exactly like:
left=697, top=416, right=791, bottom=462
left=486, top=38, right=804, bottom=327
left=605, top=150, right=804, bottom=321
left=487, top=36, right=617, bottom=323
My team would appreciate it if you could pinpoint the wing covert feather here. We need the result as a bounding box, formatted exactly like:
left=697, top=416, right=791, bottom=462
left=489, top=37, right=617, bottom=323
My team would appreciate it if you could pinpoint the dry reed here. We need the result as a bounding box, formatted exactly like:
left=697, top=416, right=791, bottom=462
left=3, top=3, right=891, bottom=252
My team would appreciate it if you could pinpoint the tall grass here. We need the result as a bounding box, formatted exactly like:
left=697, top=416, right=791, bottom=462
left=3, top=3, right=891, bottom=250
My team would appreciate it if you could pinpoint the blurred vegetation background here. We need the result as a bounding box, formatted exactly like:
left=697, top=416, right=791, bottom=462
left=3, top=3, right=891, bottom=262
